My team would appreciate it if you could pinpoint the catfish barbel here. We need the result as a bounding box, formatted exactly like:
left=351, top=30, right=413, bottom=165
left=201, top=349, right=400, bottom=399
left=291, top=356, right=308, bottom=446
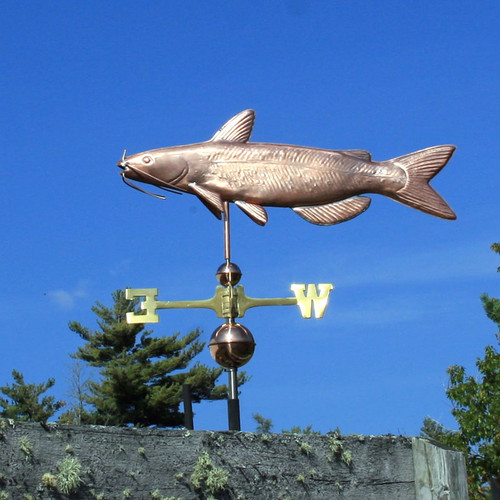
left=117, top=109, right=456, bottom=226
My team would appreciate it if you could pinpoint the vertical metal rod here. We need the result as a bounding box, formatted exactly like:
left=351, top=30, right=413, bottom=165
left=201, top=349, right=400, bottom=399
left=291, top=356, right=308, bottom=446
left=227, top=367, right=241, bottom=431
left=222, top=201, right=235, bottom=325
left=223, top=201, right=231, bottom=263
left=228, top=367, right=238, bottom=400
left=221, top=202, right=240, bottom=430
left=182, top=384, right=194, bottom=430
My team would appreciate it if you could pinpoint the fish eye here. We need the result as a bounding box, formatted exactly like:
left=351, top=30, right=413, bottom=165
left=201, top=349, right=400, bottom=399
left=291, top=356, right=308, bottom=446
left=142, top=155, right=153, bottom=164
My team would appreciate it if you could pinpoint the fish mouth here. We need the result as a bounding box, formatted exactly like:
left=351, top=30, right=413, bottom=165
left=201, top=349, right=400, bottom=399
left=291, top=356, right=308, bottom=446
left=117, top=149, right=128, bottom=170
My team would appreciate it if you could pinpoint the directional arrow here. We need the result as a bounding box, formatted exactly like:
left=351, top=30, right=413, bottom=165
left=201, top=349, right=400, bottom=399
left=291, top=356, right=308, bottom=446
left=125, top=283, right=333, bottom=324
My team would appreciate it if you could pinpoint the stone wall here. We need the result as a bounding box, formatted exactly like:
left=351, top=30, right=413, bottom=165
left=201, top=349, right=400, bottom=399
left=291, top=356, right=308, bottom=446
left=0, top=421, right=467, bottom=499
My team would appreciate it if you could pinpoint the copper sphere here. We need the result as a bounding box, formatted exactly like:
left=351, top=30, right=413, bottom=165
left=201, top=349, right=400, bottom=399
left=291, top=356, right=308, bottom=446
left=216, top=262, right=242, bottom=286
left=209, top=322, right=255, bottom=368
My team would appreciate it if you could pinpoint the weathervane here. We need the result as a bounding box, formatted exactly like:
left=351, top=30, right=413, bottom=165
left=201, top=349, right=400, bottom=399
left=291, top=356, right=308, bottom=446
left=125, top=201, right=333, bottom=431
left=119, top=109, right=456, bottom=430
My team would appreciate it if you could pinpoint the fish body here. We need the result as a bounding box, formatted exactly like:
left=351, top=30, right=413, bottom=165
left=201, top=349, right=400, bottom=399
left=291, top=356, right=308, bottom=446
left=118, top=110, right=456, bottom=225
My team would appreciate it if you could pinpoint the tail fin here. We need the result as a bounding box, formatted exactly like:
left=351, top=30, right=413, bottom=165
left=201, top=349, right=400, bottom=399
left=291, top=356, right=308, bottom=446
left=390, top=145, right=456, bottom=220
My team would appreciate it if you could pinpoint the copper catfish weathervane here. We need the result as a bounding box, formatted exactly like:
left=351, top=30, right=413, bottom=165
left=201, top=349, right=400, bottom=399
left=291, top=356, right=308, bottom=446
left=117, top=109, right=456, bottom=225
left=118, top=110, right=456, bottom=431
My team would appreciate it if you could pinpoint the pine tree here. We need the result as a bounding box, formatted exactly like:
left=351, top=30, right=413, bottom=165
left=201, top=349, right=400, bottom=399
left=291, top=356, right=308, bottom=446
left=0, top=370, right=65, bottom=422
left=252, top=413, right=274, bottom=433
left=67, top=289, right=243, bottom=427
left=422, top=243, right=500, bottom=499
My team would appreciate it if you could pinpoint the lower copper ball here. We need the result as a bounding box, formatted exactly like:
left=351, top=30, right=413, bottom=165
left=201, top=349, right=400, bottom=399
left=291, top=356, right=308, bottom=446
left=216, top=262, right=242, bottom=286
left=209, top=323, right=255, bottom=368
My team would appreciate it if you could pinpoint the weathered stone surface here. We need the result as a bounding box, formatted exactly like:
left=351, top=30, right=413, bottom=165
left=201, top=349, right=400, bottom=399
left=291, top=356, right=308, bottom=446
left=0, top=422, right=467, bottom=499
left=412, top=437, right=468, bottom=499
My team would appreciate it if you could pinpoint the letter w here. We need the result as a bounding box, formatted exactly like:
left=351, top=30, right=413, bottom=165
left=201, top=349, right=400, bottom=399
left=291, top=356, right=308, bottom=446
left=291, top=284, right=334, bottom=319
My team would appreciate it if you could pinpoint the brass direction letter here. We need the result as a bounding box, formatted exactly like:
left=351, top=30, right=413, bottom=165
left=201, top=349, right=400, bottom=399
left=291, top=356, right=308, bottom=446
left=291, top=283, right=334, bottom=319
left=125, top=288, right=160, bottom=323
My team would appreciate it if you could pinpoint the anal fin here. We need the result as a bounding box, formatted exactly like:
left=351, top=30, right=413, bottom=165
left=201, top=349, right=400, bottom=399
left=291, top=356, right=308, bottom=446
left=235, top=200, right=268, bottom=225
left=293, top=196, right=371, bottom=226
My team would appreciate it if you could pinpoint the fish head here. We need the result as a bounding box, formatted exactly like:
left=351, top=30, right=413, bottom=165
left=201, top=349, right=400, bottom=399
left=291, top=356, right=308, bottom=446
left=117, top=148, right=189, bottom=192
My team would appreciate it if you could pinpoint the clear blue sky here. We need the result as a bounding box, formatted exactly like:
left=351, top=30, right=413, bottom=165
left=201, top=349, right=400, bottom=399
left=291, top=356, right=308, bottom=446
left=1, top=1, right=499, bottom=434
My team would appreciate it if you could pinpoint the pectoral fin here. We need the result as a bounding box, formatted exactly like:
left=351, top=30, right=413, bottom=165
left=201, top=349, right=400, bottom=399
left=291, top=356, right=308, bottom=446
left=189, top=182, right=224, bottom=219
left=235, top=200, right=268, bottom=225
left=210, top=109, right=255, bottom=143
left=293, top=196, right=371, bottom=225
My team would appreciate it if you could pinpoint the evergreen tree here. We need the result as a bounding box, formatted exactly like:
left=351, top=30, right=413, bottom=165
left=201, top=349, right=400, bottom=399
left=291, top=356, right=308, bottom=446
left=422, top=243, right=500, bottom=499
left=253, top=413, right=274, bottom=433
left=67, top=290, right=244, bottom=427
left=0, top=370, right=65, bottom=422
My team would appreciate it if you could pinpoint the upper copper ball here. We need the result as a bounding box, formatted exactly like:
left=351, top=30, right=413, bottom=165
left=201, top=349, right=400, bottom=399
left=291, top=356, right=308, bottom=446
left=209, top=322, right=255, bottom=368
left=216, top=262, right=242, bottom=286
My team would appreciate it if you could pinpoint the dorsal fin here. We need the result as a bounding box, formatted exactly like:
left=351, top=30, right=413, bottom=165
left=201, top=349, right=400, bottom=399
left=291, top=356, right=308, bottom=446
left=210, top=109, right=255, bottom=143
left=340, top=149, right=372, bottom=161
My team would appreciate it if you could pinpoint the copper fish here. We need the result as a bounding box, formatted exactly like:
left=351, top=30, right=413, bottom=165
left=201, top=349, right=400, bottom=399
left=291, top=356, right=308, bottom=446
left=117, top=110, right=456, bottom=225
